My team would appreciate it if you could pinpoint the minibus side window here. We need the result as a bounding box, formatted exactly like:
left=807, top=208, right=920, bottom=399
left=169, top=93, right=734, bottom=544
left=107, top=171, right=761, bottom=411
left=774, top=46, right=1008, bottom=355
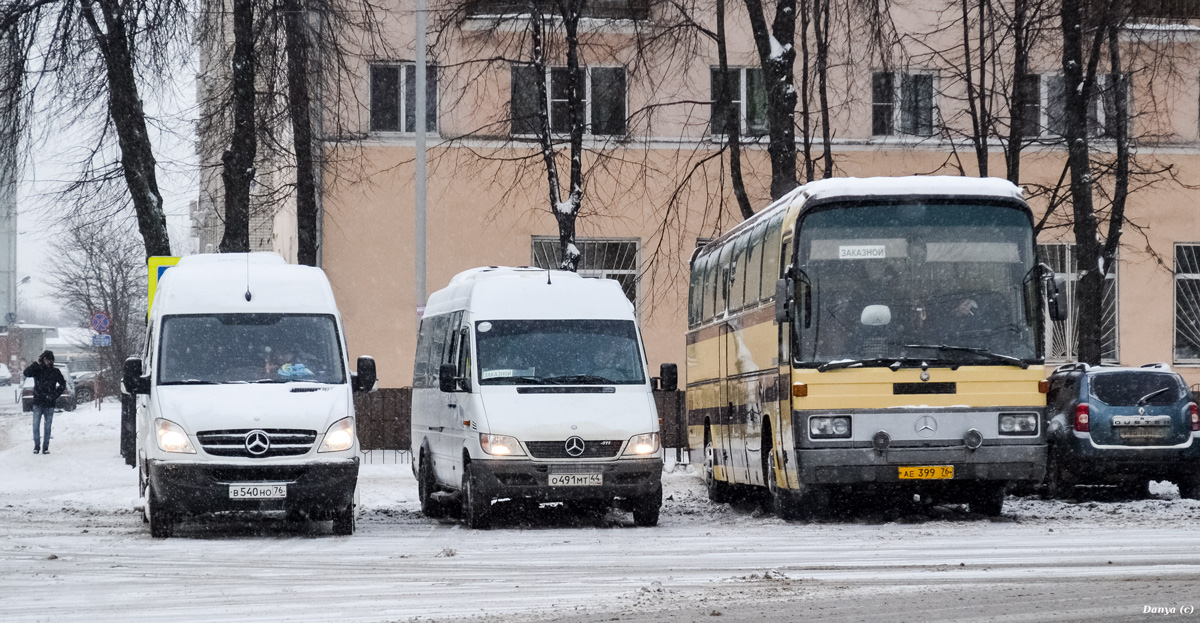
left=414, top=318, right=433, bottom=388
left=428, top=315, right=450, bottom=387
left=457, top=327, right=472, bottom=391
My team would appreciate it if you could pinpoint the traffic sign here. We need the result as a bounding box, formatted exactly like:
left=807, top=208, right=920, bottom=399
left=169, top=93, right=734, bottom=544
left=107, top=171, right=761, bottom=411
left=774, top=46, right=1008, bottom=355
left=92, top=334, right=112, bottom=347
left=90, top=311, right=111, bottom=334
left=148, top=256, right=181, bottom=316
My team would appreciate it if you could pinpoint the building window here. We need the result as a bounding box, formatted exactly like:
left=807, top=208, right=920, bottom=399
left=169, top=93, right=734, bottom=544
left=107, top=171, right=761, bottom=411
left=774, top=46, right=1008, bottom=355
left=1174, top=244, right=1200, bottom=362
left=710, top=67, right=767, bottom=136
left=370, top=64, right=438, bottom=133
left=510, top=65, right=627, bottom=137
left=465, top=0, right=651, bottom=20
left=531, top=237, right=640, bottom=308
left=1014, top=73, right=1042, bottom=139
left=872, top=71, right=936, bottom=137
left=1131, top=0, right=1200, bottom=21
left=1044, top=73, right=1127, bottom=139
left=1039, top=243, right=1119, bottom=363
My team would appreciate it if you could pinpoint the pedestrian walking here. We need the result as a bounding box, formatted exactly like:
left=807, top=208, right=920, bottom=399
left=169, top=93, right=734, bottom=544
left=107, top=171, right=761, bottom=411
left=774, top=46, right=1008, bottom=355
left=24, top=350, right=66, bottom=454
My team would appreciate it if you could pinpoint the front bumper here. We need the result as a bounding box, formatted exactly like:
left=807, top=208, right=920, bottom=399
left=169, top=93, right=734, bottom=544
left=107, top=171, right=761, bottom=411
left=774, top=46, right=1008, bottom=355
left=794, top=444, right=1046, bottom=484
left=147, top=458, right=359, bottom=517
left=469, top=458, right=662, bottom=501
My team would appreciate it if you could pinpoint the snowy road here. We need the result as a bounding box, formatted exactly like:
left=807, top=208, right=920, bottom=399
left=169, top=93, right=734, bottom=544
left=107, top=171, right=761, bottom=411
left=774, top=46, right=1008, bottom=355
left=2, top=404, right=1199, bottom=622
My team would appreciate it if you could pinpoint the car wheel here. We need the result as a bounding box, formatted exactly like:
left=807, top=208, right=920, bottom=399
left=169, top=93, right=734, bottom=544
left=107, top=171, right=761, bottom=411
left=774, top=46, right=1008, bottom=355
left=147, top=487, right=176, bottom=539
left=630, top=484, right=662, bottom=527
left=1041, top=452, right=1073, bottom=500
left=1178, top=479, right=1200, bottom=500
left=462, top=462, right=492, bottom=530
left=418, top=451, right=448, bottom=519
left=331, top=503, right=356, bottom=536
left=1118, top=479, right=1150, bottom=500
left=703, top=436, right=732, bottom=504
left=767, top=449, right=802, bottom=520
left=969, top=483, right=1007, bottom=517
left=76, top=388, right=93, bottom=403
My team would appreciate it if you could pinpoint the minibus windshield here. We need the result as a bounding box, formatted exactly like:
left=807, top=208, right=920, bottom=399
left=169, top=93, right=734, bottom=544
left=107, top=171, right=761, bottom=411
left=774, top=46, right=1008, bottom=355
left=158, top=314, right=346, bottom=385
left=476, top=319, right=646, bottom=385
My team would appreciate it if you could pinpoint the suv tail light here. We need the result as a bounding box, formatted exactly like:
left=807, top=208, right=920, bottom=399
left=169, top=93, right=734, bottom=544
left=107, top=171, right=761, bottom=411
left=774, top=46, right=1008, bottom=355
left=1190, top=403, right=1199, bottom=432
left=1074, top=404, right=1090, bottom=433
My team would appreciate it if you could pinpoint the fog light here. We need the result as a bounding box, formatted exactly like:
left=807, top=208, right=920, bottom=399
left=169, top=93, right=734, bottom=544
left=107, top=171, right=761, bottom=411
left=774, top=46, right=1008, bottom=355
left=964, top=428, right=984, bottom=450
left=872, top=430, right=891, bottom=453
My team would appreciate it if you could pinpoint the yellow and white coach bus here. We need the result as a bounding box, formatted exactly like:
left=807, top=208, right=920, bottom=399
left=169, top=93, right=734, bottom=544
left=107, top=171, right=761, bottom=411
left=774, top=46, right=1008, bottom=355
left=686, top=177, right=1062, bottom=517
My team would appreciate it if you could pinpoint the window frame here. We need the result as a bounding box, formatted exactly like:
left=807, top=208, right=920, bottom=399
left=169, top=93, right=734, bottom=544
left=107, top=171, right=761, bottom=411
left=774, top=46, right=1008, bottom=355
left=510, top=65, right=629, bottom=138
left=1038, top=242, right=1120, bottom=364
left=1042, top=73, right=1128, bottom=140
left=709, top=66, right=768, bottom=137
left=530, top=236, right=641, bottom=312
left=369, top=63, right=439, bottom=135
left=871, top=70, right=940, bottom=138
left=1174, top=243, right=1200, bottom=364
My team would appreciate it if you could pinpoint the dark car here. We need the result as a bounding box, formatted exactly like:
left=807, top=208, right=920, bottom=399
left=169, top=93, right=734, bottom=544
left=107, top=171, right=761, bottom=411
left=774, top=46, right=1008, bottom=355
left=21, top=363, right=77, bottom=412
left=1043, top=363, right=1200, bottom=499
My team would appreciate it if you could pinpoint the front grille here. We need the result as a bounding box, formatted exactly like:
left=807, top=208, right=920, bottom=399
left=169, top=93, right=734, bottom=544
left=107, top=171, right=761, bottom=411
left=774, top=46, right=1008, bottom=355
left=208, top=466, right=308, bottom=483
left=196, top=429, right=318, bottom=458
left=525, top=440, right=623, bottom=459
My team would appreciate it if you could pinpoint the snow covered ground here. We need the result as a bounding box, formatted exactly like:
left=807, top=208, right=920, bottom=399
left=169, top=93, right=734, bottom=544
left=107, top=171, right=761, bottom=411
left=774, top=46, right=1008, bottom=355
left=1, top=400, right=1199, bottom=622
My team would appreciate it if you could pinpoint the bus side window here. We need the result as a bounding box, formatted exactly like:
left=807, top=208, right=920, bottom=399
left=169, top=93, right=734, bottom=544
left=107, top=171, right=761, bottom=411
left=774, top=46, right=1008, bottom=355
left=716, top=242, right=734, bottom=316
left=689, top=253, right=705, bottom=327
left=745, top=222, right=767, bottom=304
left=761, top=215, right=783, bottom=296
left=703, top=252, right=717, bottom=321
left=730, top=235, right=749, bottom=311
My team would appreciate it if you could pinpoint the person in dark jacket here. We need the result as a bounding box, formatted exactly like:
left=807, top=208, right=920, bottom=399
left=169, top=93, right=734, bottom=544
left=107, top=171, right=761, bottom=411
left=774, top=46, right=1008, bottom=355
left=24, top=350, right=66, bottom=454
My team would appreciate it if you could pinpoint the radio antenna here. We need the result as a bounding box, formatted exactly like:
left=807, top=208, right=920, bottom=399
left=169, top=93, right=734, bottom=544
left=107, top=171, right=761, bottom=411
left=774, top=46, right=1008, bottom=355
left=546, top=267, right=552, bottom=285
left=244, top=253, right=253, bottom=301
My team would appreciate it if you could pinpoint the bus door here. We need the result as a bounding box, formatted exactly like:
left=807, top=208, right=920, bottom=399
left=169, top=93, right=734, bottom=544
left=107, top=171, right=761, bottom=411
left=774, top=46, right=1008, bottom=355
left=720, top=322, right=752, bottom=484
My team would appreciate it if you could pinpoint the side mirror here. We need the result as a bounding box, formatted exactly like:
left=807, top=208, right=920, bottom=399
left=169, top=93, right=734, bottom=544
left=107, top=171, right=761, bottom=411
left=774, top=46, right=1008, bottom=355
left=775, top=278, right=794, bottom=324
left=123, top=357, right=149, bottom=395
left=659, top=363, right=678, bottom=393
left=438, top=363, right=459, bottom=393
left=1047, top=276, right=1069, bottom=322
left=354, top=356, right=377, bottom=393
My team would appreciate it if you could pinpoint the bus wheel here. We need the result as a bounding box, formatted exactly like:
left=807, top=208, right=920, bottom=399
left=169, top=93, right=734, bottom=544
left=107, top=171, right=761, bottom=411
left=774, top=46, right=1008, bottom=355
left=462, top=462, right=492, bottom=530
left=703, top=437, right=732, bottom=504
left=970, top=483, right=1006, bottom=517
left=767, top=450, right=802, bottom=520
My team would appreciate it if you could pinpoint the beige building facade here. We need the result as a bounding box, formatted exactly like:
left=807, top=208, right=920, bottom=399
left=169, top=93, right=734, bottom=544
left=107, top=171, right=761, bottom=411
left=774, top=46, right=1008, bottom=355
left=291, top=2, right=1200, bottom=388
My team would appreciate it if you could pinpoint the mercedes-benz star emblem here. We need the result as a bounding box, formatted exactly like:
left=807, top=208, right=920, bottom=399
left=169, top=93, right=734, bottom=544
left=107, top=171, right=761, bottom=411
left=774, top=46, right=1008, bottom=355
left=914, top=416, right=938, bottom=438
left=564, top=436, right=586, bottom=457
left=245, top=430, right=271, bottom=456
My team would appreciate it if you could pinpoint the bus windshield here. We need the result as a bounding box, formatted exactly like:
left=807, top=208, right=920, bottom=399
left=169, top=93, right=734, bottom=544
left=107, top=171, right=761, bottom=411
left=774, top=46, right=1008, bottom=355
left=475, top=319, right=646, bottom=385
left=158, top=314, right=346, bottom=384
left=795, top=201, right=1039, bottom=367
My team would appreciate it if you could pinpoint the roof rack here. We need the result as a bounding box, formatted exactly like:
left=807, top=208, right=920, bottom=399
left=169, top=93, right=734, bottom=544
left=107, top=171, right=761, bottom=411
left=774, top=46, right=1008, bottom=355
left=1140, top=362, right=1172, bottom=371
left=1051, top=362, right=1090, bottom=374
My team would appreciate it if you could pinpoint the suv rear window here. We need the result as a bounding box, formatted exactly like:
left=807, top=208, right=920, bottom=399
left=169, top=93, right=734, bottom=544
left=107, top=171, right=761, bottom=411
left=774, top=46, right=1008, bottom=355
left=1091, top=372, right=1185, bottom=406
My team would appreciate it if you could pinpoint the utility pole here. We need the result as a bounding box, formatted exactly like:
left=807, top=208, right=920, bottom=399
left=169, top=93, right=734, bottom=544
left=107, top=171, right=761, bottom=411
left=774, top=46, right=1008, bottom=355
left=414, top=0, right=427, bottom=322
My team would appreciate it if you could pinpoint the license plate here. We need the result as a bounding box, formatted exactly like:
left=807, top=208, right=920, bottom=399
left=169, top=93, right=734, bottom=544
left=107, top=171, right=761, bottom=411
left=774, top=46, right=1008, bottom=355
left=229, top=484, right=287, bottom=499
left=548, top=473, right=603, bottom=487
left=899, top=465, right=954, bottom=480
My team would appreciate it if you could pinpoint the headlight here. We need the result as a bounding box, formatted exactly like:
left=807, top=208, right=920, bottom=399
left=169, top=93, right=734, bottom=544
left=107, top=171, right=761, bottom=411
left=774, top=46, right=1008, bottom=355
left=809, top=416, right=852, bottom=439
left=998, top=413, right=1038, bottom=436
left=480, top=433, right=526, bottom=456
left=318, top=417, right=356, bottom=452
left=623, top=432, right=660, bottom=456
left=155, top=418, right=196, bottom=454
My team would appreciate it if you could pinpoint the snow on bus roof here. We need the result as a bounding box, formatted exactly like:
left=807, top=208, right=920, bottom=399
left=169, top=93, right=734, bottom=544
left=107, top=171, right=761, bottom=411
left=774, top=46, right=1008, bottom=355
left=800, top=176, right=1024, bottom=202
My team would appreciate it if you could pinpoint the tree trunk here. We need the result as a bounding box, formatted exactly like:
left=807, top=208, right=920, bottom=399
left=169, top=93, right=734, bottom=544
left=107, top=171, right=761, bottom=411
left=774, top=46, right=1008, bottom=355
left=1005, top=0, right=1028, bottom=184
left=283, top=0, right=319, bottom=266
left=743, top=0, right=799, bottom=198
left=814, top=0, right=832, bottom=179
left=1061, top=0, right=1102, bottom=365
left=78, top=0, right=172, bottom=258
left=799, top=0, right=814, bottom=182
left=716, top=0, right=753, bottom=220
left=220, top=0, right=257, bottom=254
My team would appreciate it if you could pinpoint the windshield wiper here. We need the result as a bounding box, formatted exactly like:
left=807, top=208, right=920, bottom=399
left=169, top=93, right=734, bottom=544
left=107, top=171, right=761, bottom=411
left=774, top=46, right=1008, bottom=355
left=1137, top=387, right=1171, bottom=406
left=816, top=358, right=930, bottom=372
left=160, top=379, right=218, bottom=385
left=486, top=375, right=549, bottom=385
left=542, top=374, right=616, bottom=385
left=904, top=344, right=1028, bottom=369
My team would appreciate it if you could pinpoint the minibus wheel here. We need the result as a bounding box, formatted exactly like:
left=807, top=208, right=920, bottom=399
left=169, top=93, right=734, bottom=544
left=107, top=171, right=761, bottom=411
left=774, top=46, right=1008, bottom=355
left=462, top=462, right=492, bottom=529
left=147, top=488, right=175, bottom=539
left=630, top=485, right=661, bottom=527
left=418, top=451, right=449, bottom=518
left=331, top=504, right=356, bottom=535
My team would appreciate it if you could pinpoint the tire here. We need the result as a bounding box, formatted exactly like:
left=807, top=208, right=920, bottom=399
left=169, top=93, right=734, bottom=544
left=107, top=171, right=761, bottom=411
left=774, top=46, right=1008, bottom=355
left=1118, top=479, right=1150, bottom=500
left=703, top=435, right=732, bottom=504
left=147, top=487, right=176, bottom=539
left=418, top=451, right=449, bottom=519
left=630, top=485, right=662, bottom=527
left=1041, top=452, right=1074, bottom=500
left=969, top=483, right=1006, bottom=517
left=138, top=466, right=150, bottom=524
left=767, top=450, right=803, bottom=520
left=462, top=462, right=492, bottom=530
left=331, top=504, right=356, bottom=535
left=1178, top=479, right=1200, bottom=500
left=76, top=388, right=93, bottom=403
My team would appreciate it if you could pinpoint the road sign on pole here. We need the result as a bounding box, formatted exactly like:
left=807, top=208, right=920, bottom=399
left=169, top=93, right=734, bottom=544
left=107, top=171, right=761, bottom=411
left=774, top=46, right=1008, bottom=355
left=90, top=311, right=111, bottom=334
left=92, top=334, right=112, bottom=347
